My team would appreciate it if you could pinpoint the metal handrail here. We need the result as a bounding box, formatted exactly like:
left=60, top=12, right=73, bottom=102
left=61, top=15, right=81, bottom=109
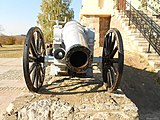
left=119, top=1, right=160, bottom=55
left=137, top=0, right=160, bottom=16
left=148, top=4, right=160, bottom=15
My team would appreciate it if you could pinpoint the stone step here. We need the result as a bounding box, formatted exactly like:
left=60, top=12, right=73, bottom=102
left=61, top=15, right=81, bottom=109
left=114, top=10, right=160, bottom=71
left=138, top=46, right=155, bottom=53
left=143, top=52, right=159, bottom=59
left=129, top=32, right=143, bottom=38
left=155, top=68, right=160, bottom=73
left=122, top=21, right=136, bottom=28
left=148, top=60, right=160, bottom=68
left=124, top=25, right=137, bottom=31
left=156, top=22, right=160, bottom=26
left=127, top=28, right=139, bottom=35
left=117, top=14, right=126, bottom=20
left=148, top=56, right=160, bottom=60
left=144, top=52, right=160, bottom=60
left=134, top=41, right=149, bottom=46
left=130, top=33, right=144, bottom=40
left=132, top=37, right=146, bottom=41
left=121, top=18, right=129, bottom=22
left=114, top=10, right=120, bottom=17
left=138, top=46, right=148, bottom=52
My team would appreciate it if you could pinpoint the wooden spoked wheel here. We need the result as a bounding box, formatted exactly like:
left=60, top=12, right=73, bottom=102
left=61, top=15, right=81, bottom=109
left=102, top=28, right=124, bottom=92
left=23, top=27, right=46, bottom=92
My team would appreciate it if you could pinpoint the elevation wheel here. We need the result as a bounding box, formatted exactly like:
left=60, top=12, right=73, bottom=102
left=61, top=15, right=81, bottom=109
left=23, top=27, right=46, bottom=92
left=102, top=28, right=124, bottom=92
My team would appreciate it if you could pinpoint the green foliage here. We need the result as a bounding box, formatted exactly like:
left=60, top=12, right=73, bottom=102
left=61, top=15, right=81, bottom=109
left=38, top=0, right=74, bottom=43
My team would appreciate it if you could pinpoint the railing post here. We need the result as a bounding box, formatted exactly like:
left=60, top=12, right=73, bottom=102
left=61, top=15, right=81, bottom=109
left=147, top=44, right=151, bottom=53
left=147, top=28, right=152, bottom=53
left=128, top=1, right=131, bottom=26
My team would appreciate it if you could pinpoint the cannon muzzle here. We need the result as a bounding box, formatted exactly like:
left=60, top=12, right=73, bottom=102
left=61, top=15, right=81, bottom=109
left=62, top=21, right=91, bottom=72
left=65, top=45, right=91, bottom=72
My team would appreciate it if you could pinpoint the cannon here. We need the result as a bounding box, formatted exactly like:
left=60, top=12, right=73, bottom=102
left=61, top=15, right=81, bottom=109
left=49, top=21, right=94, bottom=76
left=23, top=19, right=124, bottom=93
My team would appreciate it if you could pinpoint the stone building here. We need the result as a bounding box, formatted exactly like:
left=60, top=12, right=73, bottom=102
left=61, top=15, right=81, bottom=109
left=80, top=0, right=159, bottom=47
left=80, top=0, right=114, bottom=47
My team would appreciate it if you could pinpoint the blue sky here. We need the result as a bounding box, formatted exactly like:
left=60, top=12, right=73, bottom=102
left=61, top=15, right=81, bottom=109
left=0, top=0, right=82, bottom=35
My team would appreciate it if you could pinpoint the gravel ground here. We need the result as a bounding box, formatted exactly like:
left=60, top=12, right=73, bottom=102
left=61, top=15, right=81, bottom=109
left=0, top=58, right=25, bottom=119
left=0, top=70, right=23, bottom=81
left=1, top=49, right=160, bottom=120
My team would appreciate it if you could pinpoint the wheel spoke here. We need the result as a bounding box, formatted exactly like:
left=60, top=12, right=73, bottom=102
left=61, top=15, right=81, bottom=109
left=103, top=47, right=107, bottom=56
left=110, top=34, right=116, bottom=54
left=39, top=40, right=42, bottom=54
left=39, top=67, right=43, bottom=83
left=29, top=56, right=37, bottom=62
left=102, top=64, right=107, bottom=83
left=111, top=65, right=118, bottom=76
left=108, top=69, right=113, bottom=87
left=110, top=47, right=118, bottom=58
left=110, top=66, right=117, bottom=86
left=107, top=71, right=110, bottom=87
left=40, top=64, right=45, bottom=75
left=107, top=33, right=112, bottom=52
left=32, top=66, right=37, bottom=85
left=37, top=65, right=42, bottom=88
left=36, top=32, right=40, bottom=53
left=31, top=36, right=36, bottom=49
left=35, top=66, right=39, bottom=88
left=110, top=58, right=119, bottom=63
left=30, top=40, right=38, bottom=57
left=29, top=63, right=36, bottom=74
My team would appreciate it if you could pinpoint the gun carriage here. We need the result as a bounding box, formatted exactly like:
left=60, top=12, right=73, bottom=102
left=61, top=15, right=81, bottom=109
left=23, top=3, right=124, bottom=93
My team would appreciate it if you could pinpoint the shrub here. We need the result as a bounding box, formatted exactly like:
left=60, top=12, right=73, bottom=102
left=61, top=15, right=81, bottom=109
left=5, top=36, right=16, bottom=45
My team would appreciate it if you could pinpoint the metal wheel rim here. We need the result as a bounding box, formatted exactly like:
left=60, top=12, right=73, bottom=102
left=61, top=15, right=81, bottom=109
left=23, top=27, right=46, bottom=92
left=102, top=28, right=124, bottom=92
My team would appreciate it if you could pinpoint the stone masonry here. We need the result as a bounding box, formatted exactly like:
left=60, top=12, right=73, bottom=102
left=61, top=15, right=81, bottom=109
left=81, top=15, right=111, bottom=48
left=3, top=64, right=139, bottom=120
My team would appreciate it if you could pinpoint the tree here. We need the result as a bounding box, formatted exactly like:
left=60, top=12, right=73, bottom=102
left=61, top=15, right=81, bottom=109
left=37, top=0, right=74, bottom=43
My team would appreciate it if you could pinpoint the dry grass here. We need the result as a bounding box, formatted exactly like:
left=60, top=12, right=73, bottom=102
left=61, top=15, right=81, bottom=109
left=0, top=45, right=23, bottom=58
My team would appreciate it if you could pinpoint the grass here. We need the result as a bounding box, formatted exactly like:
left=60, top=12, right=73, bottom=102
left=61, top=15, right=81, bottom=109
left=0, top=45, right=23, bottom=58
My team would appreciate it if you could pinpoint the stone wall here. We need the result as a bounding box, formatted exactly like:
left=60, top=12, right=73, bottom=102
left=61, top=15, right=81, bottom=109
left=80, top=0, right=114, bottom=16
left=81, top=15, right=99, bottom=48
left=99, top=16, right=111, bottom=47
left=81, top=15, right=111, bottom=48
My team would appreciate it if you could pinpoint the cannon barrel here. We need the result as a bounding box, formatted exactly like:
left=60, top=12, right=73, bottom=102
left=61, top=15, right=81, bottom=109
left=62, top=21, right=91, bottom=72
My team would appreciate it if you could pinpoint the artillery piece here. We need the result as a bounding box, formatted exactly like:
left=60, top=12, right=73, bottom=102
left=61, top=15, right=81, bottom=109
left=23, top=16, right=124, bottom=93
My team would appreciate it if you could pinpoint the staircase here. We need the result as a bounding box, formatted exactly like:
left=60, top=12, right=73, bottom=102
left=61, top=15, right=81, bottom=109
left=112, top=1, right=160, bottom=72
left=141, top=0, right=160, bottom=19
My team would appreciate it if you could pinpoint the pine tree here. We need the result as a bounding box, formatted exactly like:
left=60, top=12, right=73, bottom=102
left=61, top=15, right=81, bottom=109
left=37, top=0, right=74, bottom=43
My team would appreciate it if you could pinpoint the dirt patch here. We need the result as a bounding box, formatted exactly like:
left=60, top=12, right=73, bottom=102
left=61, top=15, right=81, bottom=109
left=0, top=45, right=23, bottom=58
left=3, top=49, right=160, bottom=120
left=121, top=51, right=160, bottom=119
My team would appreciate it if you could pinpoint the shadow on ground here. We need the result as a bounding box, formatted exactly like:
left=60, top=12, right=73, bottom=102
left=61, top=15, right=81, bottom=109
left=121, top=65, right=160, bottom=119
left=39, top=72, right=106, bottom=95
left=39, top=64, right=160, bottom=119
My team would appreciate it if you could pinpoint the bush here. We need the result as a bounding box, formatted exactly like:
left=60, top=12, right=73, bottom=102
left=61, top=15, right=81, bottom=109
left=21, top=38, right=25, bottom=45
left=0, top=35, right=25, bottom=45
left=5, top=36, right=16, bottom=45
